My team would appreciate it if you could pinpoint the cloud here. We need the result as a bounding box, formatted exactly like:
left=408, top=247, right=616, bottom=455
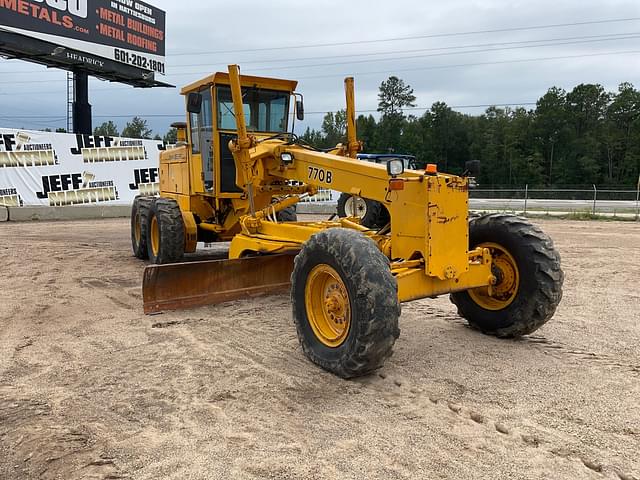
left=1, top=0, right=639, bottom=134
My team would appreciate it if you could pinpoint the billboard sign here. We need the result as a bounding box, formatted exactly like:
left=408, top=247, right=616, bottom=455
left=0, top=128, right=166, bottom=207
left=0, top=0, right=166, bottom=75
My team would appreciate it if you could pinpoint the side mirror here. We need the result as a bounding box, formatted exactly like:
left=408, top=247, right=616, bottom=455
left=187, top=92, right=202, bottom=114
left=464, top=160, right=480, bottom=177
left=295, top=99, right=304, bottom=121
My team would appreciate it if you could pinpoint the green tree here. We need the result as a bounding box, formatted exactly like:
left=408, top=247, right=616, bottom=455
left=423, top=102, right=470, bottom=173
left=163, top=127, right=178, bottom=144
left=300, top=127, right=324, bottom=148
left=564, top=84, right=610, bottom=184
left=277, top=79, right=640, bottom=187
left=533, top=87, right=568, bottom=185
left=122, top=117, right=153, bottom=139
left=604, top=83, right=640, bottom=183
left=377, top=76, right=416, bottom=116
left=374, top=113, right=405, bottom=153
left=321, top=110, right=347, bottom=148
left=93, top=120, right=119, bottom=137
left=356, top=114, right=378, bottom=151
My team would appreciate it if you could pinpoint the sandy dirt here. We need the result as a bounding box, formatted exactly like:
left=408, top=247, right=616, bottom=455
left=0, top=217, right=638, bottom=480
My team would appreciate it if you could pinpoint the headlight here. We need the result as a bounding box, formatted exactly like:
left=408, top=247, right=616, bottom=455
left=280, top=152, right=294, bottom=165
left=386, top=159, right=404, bottom=177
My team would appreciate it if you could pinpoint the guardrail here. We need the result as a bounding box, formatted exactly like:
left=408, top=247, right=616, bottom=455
left=470, top=184, right=640, bottom=217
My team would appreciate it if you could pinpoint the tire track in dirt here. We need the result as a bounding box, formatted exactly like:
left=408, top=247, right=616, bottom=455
left=0, top=389, right=127, bottom=479
left=356, top=373, right=638, bottom=480
left=404, top=303, right=640, bottom=377
left=524, top=335, right=640, bottom=376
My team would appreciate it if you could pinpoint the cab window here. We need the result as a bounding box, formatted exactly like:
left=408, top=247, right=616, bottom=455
left=190, top=88, right=212, bottom=153
left=216, top=86, right=289, bottom=133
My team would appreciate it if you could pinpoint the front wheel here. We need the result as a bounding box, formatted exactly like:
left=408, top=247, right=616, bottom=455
left=450, top=213, right=563, bottom=337
left=146, top=198, right=185, bottom=264
left=291, top=228, right=400, bottom=378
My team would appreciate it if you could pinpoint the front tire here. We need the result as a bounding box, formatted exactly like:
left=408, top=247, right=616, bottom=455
left=146, top=198, right=185, bottom=264
left=291, top=228, right=400, bottom=378
left=450, top=213, right=563, bottom=337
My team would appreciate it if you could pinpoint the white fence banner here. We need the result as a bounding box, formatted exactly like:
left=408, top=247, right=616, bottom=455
left=0, top=128, right=164, bottom=207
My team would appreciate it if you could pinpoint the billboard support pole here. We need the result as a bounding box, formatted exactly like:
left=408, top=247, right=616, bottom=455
left=72, top=70, right=92, bottom=135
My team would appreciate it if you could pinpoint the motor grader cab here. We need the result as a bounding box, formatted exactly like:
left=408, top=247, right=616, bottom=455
left=131, top=65, right=564, bottom=379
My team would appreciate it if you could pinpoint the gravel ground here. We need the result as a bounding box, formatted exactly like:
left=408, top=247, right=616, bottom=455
left=0, top=217, right=638, bottom=480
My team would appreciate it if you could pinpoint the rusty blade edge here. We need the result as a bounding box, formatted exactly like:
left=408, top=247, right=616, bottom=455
left=141, top=253, right=296, bottom=314
left=143, top=282, right=291, bottom=314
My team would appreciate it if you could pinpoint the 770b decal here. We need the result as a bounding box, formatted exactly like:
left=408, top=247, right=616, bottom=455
left=308, top=166, right=333, bottom=184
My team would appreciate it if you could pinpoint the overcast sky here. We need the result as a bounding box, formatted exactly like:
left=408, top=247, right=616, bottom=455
left=1, top=0, right=639, bottom=136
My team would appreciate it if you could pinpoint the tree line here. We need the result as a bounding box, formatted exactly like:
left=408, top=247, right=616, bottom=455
left=41, top=117, right=178, bottom=143
left=302, top=77, right=640, bottom=188
left=93, top=117, right=177, bottom=144
left=48, top=77, right=640, bottom=188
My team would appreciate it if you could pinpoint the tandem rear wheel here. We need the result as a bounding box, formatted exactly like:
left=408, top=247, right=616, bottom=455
left=146, top=198, right=185, bottom=264
left=131, top=195, right=154, bottom=259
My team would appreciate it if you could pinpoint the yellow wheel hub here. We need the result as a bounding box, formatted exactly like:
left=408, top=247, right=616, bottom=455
left=150, top=215, right=160, bottom=257
left=469, top=242, right=520, bottom=310
left=304, top=264, right=351, bottom=347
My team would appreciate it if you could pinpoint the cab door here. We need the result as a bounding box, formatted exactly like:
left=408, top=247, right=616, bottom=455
left=187, top=86, right=214, bottom=194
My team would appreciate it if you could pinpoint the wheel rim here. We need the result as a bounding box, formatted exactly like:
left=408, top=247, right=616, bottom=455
left=134, top=212, right=142, bottom=246
left=150, top=215, right=160, bottom=257
left=344, top=196, right=367, bottom=218
left=468, top=242, right=520, bottom=310
left=304, top=264, right=351, bottom=347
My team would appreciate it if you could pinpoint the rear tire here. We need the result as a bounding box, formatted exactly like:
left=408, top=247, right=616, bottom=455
left=131, top=196, right=153, bottom=259
left=336, top=193, right=384, bottom=229
left=146, top=198, right=185, bottom=264
left=450, top=213, right=563, bottom=337
left=291, top=228, right=400, bottom=378
left=276, top=206, right=297, bottom=222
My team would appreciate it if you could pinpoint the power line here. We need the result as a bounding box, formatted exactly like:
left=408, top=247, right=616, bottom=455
left=2, top=34, right=639, bottom=85
left=169, top=32, right=640, bottom=69
left=2, top=30, right=638, bottom=77
left=221, top=34, right=640, bottom=73
left=0, top=48, right=637, bottom=95
left=293, top=48, right=640, bottom=79
left=165, top=17, right=640, bottom=56
left=0, top=103, right=542, bottom=121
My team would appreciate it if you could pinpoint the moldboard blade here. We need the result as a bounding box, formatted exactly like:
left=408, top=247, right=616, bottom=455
left=142, top=253, right=296, bottom=314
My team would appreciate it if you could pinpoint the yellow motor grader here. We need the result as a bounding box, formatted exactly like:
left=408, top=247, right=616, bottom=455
left=131, top=65, right=564, bottom=378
